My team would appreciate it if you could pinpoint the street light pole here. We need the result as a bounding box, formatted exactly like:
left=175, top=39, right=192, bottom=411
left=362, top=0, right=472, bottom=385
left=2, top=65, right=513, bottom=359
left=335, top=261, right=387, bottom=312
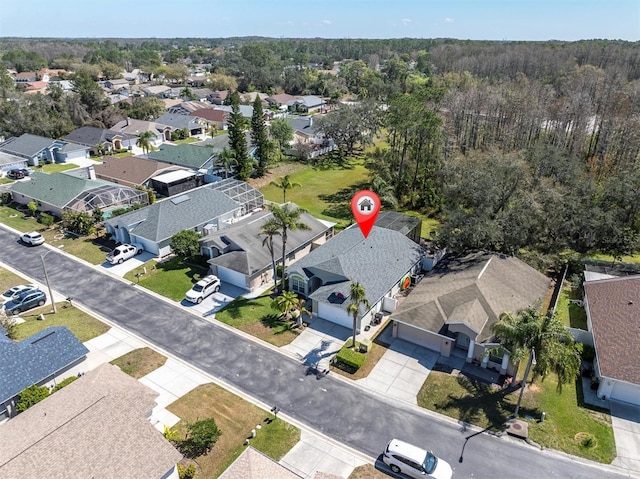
left=514, top=347, right=536, bottom=418
left=40, top=250, right=57, bottom=314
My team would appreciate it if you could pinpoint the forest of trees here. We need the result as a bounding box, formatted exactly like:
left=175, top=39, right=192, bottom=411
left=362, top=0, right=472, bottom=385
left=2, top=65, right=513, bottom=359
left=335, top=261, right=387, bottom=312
left=1, top=36, right=640, bottom=271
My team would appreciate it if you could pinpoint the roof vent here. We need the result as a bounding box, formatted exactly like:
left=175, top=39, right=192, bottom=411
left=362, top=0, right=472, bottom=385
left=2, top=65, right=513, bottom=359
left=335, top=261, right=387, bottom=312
left=629, top=301, right=634, bottom=305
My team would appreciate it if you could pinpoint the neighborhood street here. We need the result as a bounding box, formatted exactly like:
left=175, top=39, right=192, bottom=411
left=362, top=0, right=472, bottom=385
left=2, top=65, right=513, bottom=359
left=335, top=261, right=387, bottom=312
left=0, top=226, right=628, bottom=479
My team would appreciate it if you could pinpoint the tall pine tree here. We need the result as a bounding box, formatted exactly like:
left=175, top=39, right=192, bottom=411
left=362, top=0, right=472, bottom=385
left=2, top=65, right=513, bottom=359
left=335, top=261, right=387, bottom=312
left=251, top=95, right=269, bottom=177
left=227, top=91, right=251, bottom=180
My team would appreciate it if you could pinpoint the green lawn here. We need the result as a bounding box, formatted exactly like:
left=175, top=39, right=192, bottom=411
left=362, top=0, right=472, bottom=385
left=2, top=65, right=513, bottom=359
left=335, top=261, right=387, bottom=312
left=0, top=204, right=40, bottom=231
left=0, top=177, right=12, bottom=185
left=587, top=253, right=640, bottom=264
left=167, top=382, right=300, bottom=478
left=215, top=292, right=301, bottom=346
left=124, top=257, right=209, bottom=301
left=259, top=159, right=370, bottom=227
left=14, top=304, right=110, bottom=342
left=418, top=369, right=615, bottom=463
left=173, top=137, right=198, bottom=144
left=39, top=163, right=78, bottom=173
left=0, top=267, right=29, bottom=293
left=555, top=283, right=588, bottom=329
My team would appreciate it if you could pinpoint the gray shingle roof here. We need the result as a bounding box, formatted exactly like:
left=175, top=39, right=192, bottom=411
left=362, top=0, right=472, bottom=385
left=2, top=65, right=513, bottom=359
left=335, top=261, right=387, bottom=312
left=390, top=252, right=550, bottom=343
left=0, top=326, right=89, bottom=404
left=286, top=117, right=319, bottom=136
left=0, top=133, right=56, bottom=158
left=147, top=143, right=215, bottom=169
left=0, top=151, right=28, bottom=168
left=155, top=112, right=200, bottom=129
left=0, top=364, right=182, bottom=479
left=9, top=171, right=114, bottom=208
left=64, top=126, right=136, bottom=147
left=203, top=208, right=332, bottom=278
left=104, top=187, right=241, bottom=243
left=289, top=225, right=423, bottom=313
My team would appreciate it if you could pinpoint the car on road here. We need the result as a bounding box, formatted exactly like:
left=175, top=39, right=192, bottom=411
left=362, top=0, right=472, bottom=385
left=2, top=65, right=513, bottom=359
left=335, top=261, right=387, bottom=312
left=382, top=438, right=453, bottom=479
left=1, top=284, right=37, bottom=303
left=4, top=288, right=47, bottom=315
left=106, top=243, right=144, bottom=265
left=185, top=275, right=221, bottom=304
left=20, top=231, right=45, bottom=246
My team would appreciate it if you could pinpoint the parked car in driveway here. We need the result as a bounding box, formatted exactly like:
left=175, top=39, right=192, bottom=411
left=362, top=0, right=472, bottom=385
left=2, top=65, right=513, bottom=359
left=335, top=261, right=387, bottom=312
left=6, top=169, right=27, bottom=180
left=20, top=231, right=45, bottom=246
left=185, top=275, right=221, bottom=304
left=1, top=284, right=37, bottom=303
left=4, top=288, right=47, bottom=315
left=382, top=439, right=453, bottom=479
left=106, top=243, right=144, bottom=265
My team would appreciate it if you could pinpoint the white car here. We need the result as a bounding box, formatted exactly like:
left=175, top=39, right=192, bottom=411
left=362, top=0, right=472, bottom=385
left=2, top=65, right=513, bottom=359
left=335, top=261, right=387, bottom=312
left=382, top=439, right=453, bottom=479
left=21, top=231, right=45, bottom=246
left=106, top=243, right=144, bottom=265
left=185, top=275, right=221, bottom=304
left=1, top=284, right=37, bottom=304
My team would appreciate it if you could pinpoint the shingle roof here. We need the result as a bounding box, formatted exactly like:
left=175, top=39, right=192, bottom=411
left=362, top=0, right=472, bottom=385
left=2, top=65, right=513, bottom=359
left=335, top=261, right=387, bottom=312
left=0, top=326, right=89, bottom=404
left=0, top=364, right=182, bottom=479
left=287, top=117, right=318, bottom=136
left=390, top=252, right=550, bottom=343
left=219, top=447, right=301, bottom=479
left=584, top=276, right=640, bottom=385
left=0, top=151, right=27, bottom=167
left=93, top=156, right=175, bottom=186
left=9, top=171, right=115, bottom=208
left=109, top=118, right=169, bottom=136
left=147, top=143, right=215, bottom=169
left=289, top=225, right=423, bottom=313
left=155, top=112, right=200, bottom=129
left=0, top=133, right=56, bottom=158
left=64, top=126, right=136, bottom=147
left=104, top=186, right=241, bottom=243
left=202, top=208, right=331, bottom=278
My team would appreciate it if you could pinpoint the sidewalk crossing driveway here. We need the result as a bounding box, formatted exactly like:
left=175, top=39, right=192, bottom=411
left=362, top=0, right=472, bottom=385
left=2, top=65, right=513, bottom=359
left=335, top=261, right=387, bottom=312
left=357, top=339, right=439, bottom=404
left=282, top=318, right=351, bottom=370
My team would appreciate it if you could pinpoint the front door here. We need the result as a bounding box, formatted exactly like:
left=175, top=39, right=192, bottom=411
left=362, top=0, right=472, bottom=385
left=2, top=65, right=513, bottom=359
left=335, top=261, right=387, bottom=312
left=455, top=332, right=470, bottom=350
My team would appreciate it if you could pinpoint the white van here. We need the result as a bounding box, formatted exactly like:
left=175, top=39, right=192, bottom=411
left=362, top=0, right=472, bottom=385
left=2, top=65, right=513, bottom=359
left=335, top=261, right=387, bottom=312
left=106, top=243, right=144, bottom=265
left=382, top=438, right=452, bottom=479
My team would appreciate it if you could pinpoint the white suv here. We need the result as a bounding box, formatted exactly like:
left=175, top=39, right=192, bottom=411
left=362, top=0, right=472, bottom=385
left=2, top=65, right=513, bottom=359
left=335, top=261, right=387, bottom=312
left=106, top=243, right=144, bottom=265
left=185, top=275, right=221, bottom=304
left=382, top=439, right=452, bottom=479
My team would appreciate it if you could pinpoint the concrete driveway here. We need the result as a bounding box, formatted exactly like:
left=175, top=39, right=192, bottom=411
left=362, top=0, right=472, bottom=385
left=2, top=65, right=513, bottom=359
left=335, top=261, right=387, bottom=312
left=610, top=401, right=640, bottom=475
left=282, top=317, right=351, bottom=370
left=100, top=251, right=155, bottom=277
left=181, top=282, right=248, bottom=316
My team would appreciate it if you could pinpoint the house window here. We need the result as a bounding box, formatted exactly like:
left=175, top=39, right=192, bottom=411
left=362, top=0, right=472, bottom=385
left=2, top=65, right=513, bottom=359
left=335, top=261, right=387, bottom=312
left=291, top=275, right=305, bottom=294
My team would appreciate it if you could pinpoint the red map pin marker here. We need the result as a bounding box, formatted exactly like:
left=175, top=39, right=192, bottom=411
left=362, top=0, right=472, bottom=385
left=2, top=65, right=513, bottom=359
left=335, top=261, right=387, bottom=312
left=351, top=190, right=381, bottom=238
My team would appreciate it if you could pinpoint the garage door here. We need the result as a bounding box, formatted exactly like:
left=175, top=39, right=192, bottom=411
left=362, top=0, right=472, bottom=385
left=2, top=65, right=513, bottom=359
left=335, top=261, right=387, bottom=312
left=216, top=266, right=247, bottom=289
left=317, top=302, right=352, bottom=329
left=610, top=381, right=640, bottom=406
left=397, top=323, right=444, bottom=352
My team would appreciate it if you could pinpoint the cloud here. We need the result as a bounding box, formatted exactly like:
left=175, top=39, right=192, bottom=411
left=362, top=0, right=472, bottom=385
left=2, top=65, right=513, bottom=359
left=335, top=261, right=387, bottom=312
left=444, top=17, right=454, bottom=23
left=323, top=19, right=332, bottom=25
left=401, top=18, right=412, bottom=26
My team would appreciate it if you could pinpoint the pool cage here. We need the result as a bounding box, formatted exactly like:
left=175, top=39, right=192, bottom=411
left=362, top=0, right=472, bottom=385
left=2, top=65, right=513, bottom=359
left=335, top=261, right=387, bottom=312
left=64, top=184, right=149, bottom=214
left=207, top=178, right=264, bottom=215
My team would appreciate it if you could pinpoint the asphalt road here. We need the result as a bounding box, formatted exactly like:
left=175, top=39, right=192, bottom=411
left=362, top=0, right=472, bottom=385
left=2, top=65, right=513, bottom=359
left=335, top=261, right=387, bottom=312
left=0, top=226, right=626, bottom=479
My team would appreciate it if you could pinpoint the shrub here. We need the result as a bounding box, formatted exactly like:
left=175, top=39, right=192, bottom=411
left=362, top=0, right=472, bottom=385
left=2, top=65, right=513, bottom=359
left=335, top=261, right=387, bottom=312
left=335, top=344, right=365, bottom=372
left=38, top=212, right=55, bottom=228
left=177, top=463, right=196, bottom=479
left=16, top=385, right=50, bottom=412
left=51, top=376, right=78, bottom=393
left=579, top=344, right=596, bottom=362
left=0, top=192, right=12, bottom=204
left=175, top=418, right=222, bottom=459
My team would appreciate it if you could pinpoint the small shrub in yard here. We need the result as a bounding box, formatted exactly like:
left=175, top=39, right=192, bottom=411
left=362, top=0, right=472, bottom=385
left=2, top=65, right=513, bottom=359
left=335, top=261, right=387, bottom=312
left=578, top=344, right=596, bottom=362
left=175, top=418, right=222, bottom=459
left=16, top=385, right=50, bottom=413
left=38, top=212, right=55, bottom=228
left=51, top=376, right=77, bottom=392
left=335, top=344, right=365, bottom=373
left=177, top=463, right=196, bottom=479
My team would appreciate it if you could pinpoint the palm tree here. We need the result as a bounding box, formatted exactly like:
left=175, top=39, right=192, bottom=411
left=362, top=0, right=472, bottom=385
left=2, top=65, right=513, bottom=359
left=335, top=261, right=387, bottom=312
left=270, top=175, right=301, bottom=203
left=491, top=307, right=580, bottom=392
left=136, top=130, right=154, bottom=154
left=370, top=175, right=398, bottom=208
left=347, top=281, right=370, bottom=349
left=291, top=298, right=311, bottom=328
left=270, top=204, right=311, bottom=292
left=260, top=218, right=281, bottom=292
left=271, top=291, right=299, bottom=321
left=215, top=148, right=238, bottom=179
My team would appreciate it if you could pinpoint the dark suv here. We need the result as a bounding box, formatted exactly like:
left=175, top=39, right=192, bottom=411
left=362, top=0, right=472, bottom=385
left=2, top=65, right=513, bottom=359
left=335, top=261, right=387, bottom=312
left=4, top=289, right=47, bottom=315
left=7, top=169, right=27, bottom=180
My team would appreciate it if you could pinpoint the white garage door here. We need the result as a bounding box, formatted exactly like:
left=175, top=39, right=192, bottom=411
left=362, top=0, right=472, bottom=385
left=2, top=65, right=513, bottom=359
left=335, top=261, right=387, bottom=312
left=216, top=266, right=247, bottom=289
left=317, top=302, right=352, bottom=329
left=610, top=381, right=640, bottom=406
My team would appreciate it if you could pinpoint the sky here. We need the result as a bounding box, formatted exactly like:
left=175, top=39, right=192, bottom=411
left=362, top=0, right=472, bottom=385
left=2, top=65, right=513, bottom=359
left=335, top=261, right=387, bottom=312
left=0, top=0, right=638, bottom=41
